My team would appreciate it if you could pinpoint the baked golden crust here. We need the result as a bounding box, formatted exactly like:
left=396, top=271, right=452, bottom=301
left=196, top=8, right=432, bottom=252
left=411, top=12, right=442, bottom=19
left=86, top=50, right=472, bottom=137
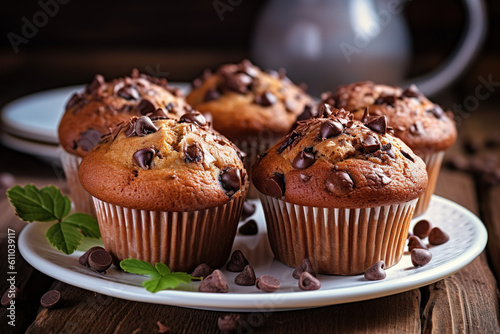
left=79, top=114, right=248, bottom=211
left=186, top=60, right=312, bottom=141
left=252, top=107, right=428, bottom=208
left=58, top=70, right=191, bottom=157
left=322, top=81, right=457, bottom=156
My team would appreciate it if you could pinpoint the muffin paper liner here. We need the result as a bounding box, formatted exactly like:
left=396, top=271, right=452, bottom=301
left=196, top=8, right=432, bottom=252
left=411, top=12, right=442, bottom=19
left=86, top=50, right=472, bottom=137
left=259, top=194, right=418, bottom=275
left=92, top=195, right=245, bottom=272
left=60, top=150, right=96, bottom=216
left=413, top=151, right=445, bottom=217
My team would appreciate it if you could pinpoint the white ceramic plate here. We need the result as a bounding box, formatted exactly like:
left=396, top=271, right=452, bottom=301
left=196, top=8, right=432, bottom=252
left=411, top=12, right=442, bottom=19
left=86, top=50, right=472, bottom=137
left=0, top=132, right=61, bottom=165
left=19, top=196, right=487, bottom=312
left=1, top=82, right=191, bottom=144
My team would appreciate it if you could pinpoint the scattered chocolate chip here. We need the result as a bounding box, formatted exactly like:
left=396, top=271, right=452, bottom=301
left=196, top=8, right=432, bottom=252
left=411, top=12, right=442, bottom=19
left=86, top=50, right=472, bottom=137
left=426, top=105, right=444, bottom=119
left=292, top=258, right=316, bottom=279
left=66, top=93, right=82, bottom=109
left=401, top=84, right=421, bottom=98
left=234, top=265, right=256, bottom=286
left=117, top=85, right=139, bottom=100
left=325, top=170, right=354, bottom=195
left=256, top=275, right=280, bottom=292
left=185, top=144, right=202, bottom=163
left=463, top=137, right=482, bottom=154
left=277, top=131, right=300, bottom=154
left=220, top=168, right=242, bottom=193
left=180, top=111, right=207, bottom=127
left=296, top=104, right=318, bottom=121
left=226, top=250, right=249, bottom=272
left=410, top=121, right=424, bottom=135
left=411, top=248, right=432, bottom=267
left=88, top=249, right=113, bottom=272
left=428, top=227, right=450, bottom=245
left=364, top=261, right=386, bottom=280
left=298, top=272, right=321, bottom=291
left=218, top=314, right=243, bottom=333
left=361, top=135, right=381, bottom=153
left=190, top=263, right=214, bottom=278
left=265, top=174, right=285, bottom=198
left=226, top=73, right=253, bottom=94
left=80, top=129, right=101, bottom=152
left=320, top=120, right=343, bottom=139
left=133, top=148, right=155, bottom=169
left=400, top=150, right=415, bottom=162
left=157, top=321, right=169, bottom=333
left=40, top=290, right=61, bottom=309
left=239, top=219, right=258, bottom=235
left=136, top=99, right=156, bottom=115
left=204, top=88, right=221, bottom=102
left=79, top=246, right=105, bottom=266
left=240, top=201, right=256, bottom=221
left=255, top=91, right=277, bottom=106
left=198, top=270, right=229, bottom=293
left=374, top=94, right=396, bottom=107
left=86, top=74, right=105, bottom=94
left=135, top=116, right=158, bottom=137
left=292, top=151, right=315, bottom=169
left=366, top=115, right=388, bottom=134
left=1, top=287, right=18, bottom=306
left=408, top=236, right=428, bottom=252
left=413, top=220, right=433, bottom=239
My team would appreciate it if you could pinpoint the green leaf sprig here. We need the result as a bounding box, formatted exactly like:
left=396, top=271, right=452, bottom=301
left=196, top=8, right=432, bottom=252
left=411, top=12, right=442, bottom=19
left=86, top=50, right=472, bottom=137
left=7, top=184, right=100, bottom=254
left=120, top=258, right=202, bottom=293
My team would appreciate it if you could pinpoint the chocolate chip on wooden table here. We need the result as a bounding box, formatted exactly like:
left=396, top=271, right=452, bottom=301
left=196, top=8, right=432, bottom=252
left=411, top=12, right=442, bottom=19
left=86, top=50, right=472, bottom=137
left=198, top=270, right=229, bottom=293
left=411, top=248, right=432, bottom=267
left=226, top=250, right=249, bottom=272
left=136, top=99, right=156, bottom=115
left=88, top=248, right=113, bottom=272
left=408, top=236, right=428, bottom=252
left=235, top=265, right=256, bottom=286
left=255, top=91, right=277, bottom=106
left=1, top=286, right=18, bottom=306
left=361, top=135, right=381, bottom=153
left=80, top=129, right=101, bottom=152
left=184, top=144, right=202, bottom=163
left=292, top=258, right=316, bottom=279
left=292, top=151, right=315, bottom=169
left=265, top=174, right=285, bottom=198
left=413, top=220, right=433, bottom=239
left=220, top=168, right=242, bottom=194
left=238, top=219, right=258, bottom=235
left=157, top=321, right=169, bottom=333
left=179, top=111, right=207, bottom=127
left=364, top=261, right=386, bottom=280
left=256, top=275, right=280, bottom=292
left=428, top=227, right=450, bottom=245
left=320, top=119, right=343, bottom=139
left=79, top=246, right=105, bottom=266
left=133, top=148, right=155, bottom=169
left=240, top=201, right=256, bottom=220
left=218, top=314, right=244, bottom=333
left=299, top=272, right=321, bottom=290
left=135, top=116, right=158, bottom=136
left=190, top=263, right=214, bottom=278
left=40, top=290, right=62, bottom=309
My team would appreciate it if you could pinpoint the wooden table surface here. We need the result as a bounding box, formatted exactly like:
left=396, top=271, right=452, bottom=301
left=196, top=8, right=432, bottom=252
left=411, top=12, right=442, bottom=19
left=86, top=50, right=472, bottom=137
left=1, top=104, right=500, bottom=334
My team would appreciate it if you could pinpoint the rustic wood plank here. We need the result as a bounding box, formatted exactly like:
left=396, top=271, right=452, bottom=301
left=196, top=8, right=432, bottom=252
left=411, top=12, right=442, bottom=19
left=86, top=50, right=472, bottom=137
left=480, top=184, right=500, bottom=280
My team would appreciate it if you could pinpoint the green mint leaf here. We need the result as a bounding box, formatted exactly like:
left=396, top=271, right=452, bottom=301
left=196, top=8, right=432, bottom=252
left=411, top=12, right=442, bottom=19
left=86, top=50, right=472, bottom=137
left=142, top=278, right=167, bottom=293
left=46, top=222, right=82, bottom=254
left=155, top=262, right=171, bottom=276
left=120, top=259, right=160, bottom=279
left=63, top=213, right=101, bottom=239
left=7, top=185, right=71, bottom=222
left=142, top=272, right=192, bottom=293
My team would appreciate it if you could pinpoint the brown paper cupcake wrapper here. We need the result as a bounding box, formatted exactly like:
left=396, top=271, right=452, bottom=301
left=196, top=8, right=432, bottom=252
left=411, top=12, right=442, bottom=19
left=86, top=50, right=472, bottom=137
left=60, top=150, right=96, bottom=216
left=92, top=196, right=245, bottom=272
left=259, top=194, right=418, bottom=275
left=233, top=135, right=279, bottom=199
left=413, top=151, right=445, bottom=217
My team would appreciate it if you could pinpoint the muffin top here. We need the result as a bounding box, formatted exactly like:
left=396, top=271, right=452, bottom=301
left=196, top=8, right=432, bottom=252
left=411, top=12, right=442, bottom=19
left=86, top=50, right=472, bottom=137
left=79, top=112, right=248, bottom=211
left=186, top=59, right=313, bottom=142
left=58, top=69, right=191, bottom=157
left=252, top=105, right=428, bottom=208
left=319, top=81, right=457, bottom=156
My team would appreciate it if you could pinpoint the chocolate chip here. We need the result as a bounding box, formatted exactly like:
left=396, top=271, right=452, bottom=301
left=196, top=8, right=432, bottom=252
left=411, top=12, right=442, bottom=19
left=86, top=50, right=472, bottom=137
left=292, top=258, right=316, bottom=279
left=240, top=201, right=256, bottom=220
left=1, top=287, right=18, bottom=306
left=136, top=99, right=156, bottom=115
left=374, top=94, right=396, bottom=107
left=179, top=111, right=207, bottom=127
left=364, top=261, right=386, bottom=280
left=408, top=231, right=414, bottom=239
left=300, top=173, right=311, bottom=182
left=320, top=120, right=343, bottom=139
left=318, top=103, right=333, bottom=117
left=133, top=148, right=155, bottom=169
left=413, top=220, right=433, bottom=239
left=411, top=248, right=432, bottom=267
left=292, top=151, right=315, bottom=169
left=88, top=249, right=113, bottom=272
left=40, top=290, right=61, bottom=309
left=226, top=73, right=253, bottom=94
left=256, top=91, right=277, bottom=106
left=366, top=115, right=388, bottom=134
left=361, top=135, right=381, bottom=153
left=185, top=144, right=202, bottom=163
left=204, top=88, right=221, bottom=102
left=426, top=105, right=444, bottom=119
left=157, top=321, right=169, bottom=333
left=235, top=265, right=256, bottom=286
left=86, top=74, right=105, bottom=94
left=218, top=314, right=243, bottom=333
left=408, top=236, right=428, bottom=252
left=410, top=121, right=424, bottom=135
left=79, top=246, right=105, bottom=266
left=80, top=129, right=101, bottom=152
left=190, top=263, right=214, bottom=278
left=428, top=227, right=450, bottom=245
left=296, top=104, right=318, bottom=121
left=198, top=269, right=229, bottom=293
left=463, top=137, right=482, bottom=154
left=238, top=219, right=258, bottom=235
left=256, top=275, right=280, bottom=292
left=0, top=173, right=15, bottom=199
left=226, top=250, right=249, bottom=272
left=66, top=93, right=82, bottom=109
left=265, top=174, right=285, bottom=198
left=325, top=170, right=354, bottom=195
left=220, top=168, right=242, bottom=193
left=401, top=84, right=421, bottom=98
left=400, top=150, right=415, bottom=162
left=149, top=108, right=170, bottom=120
left=366, top=172, right=392, bottom=187
left=277, top=131, right=300, bottom=153
left=117, top=85, right=139, bottom=100
left=298, top=272, right=321, bottom=290
left=135, top=116, right=158, bottom=137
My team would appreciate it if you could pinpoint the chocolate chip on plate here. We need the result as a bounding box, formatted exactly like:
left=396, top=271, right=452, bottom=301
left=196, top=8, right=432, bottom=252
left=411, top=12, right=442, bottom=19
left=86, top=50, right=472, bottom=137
left=364, top=261, right=386, bottom=280
left=88, top=249, right=113, bottom=272
left=40, top=290, right=62, bottom=309
left=265, top=174, right=285, bottom=198
left=80, top=129, right=101, bottom=152
left=179, top=111, right=207, bottom=127
left=198, top=269, right=229, bottom=293
left=256, top=275, right=280, bottom=292
left=133, top=148, right=155, bottom=169
left=235, top=265, right=256, bottom=286
left=226, top=250, right=249, bottom=272
left=292, top=258, right=316, bottom=279
left=135, top=116, right=158, bottom=137
left=428, top=227, right=450, bottom=245
left=220, top=168, right=242, bottom=193
left=218, top=314, right=243, bottom=333
left=408, top=236, right=428, bottom=252
left=79, top=246, right=105, bottom=266
left=299, top=272, right=321, bottom=290
left=190, top=263, right=214, bottom=278
left=1, top=286, right=18, bottom=306
left=240, top=201, right=256, bottom=221
left=238, top=219, right=258, bottom=235
left=413, top=220, right=433, bottom=239
left=292, top=151, right=315, bottom=169
left=411, top=248, right=432, bottom=267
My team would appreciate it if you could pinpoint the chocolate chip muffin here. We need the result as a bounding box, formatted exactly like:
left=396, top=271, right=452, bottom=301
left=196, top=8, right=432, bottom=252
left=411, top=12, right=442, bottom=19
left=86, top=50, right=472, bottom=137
left=79, top=113, right=248, bottom=271
left=253, top=105, right=428, bottom=275
left=320, top=81, right=457, bottom=216
left=58, top=69, right=191, bottom=215
left=186, top=59, right=313, bottom=197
